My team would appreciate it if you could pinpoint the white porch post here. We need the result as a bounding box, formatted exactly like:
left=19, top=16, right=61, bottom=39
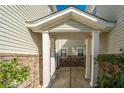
left=90, top=32, right=99, bottom=87
left=85, top=37, right=91, bottom=79
left=50, top=38, right=56, bottom=79
left=55, top=39, right=60, bottom=68
left=42, top=32, right=51, bottom=88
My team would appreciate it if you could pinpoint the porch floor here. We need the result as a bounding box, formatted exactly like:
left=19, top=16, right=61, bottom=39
left=50, top=67, right=90, bottom=88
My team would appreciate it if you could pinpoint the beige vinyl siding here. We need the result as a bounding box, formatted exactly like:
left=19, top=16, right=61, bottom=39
left=31, top=5, right=49, bottom=21
left=0, top=5, right=48, bottom=54
left=99, top=33, right=108, bottom=54
left=56, top=39, right=85, bottom=55
left=50, top=19, right=93, bottom=31
left=96, top=5, right=124, bottom=54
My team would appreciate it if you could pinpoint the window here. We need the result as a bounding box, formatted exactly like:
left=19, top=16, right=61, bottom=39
left=77, top=47, right=84, bottom=57
left=60, top=48, right=68, bottom=58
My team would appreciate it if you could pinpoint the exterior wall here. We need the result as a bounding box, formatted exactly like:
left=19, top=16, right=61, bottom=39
left=31, top=5, right=49, bottom=21
left=96, top=5, right=124, bottom=54
left=60, top=55, right=85, bottom=67
left=56, top=39, right=86, bottom=67
left=0, top=53, right=42, bottom=88
left=0, top=5, right=49, bottom=87
left=99, top=33, right=108, bottom=54
left=56, top=39, right=85, bottom=55
left=0, top=5, right=48, bottom=54
left=50, top=19, right=93, bottom=31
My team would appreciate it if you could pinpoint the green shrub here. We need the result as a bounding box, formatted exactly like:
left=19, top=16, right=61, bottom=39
left=97, top=73, right=111, bottom=88
left=96, top=48, right=124, bottom=88
left=97, top=72, right=124, bottom=88
left=96, top=54, right=117, bottom=64
left=0, top=58, right=29, bottom=88
left=116, top=49, right=124, bottom=67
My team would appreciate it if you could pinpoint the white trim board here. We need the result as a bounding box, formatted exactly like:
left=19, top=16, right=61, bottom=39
left=26, top=7, right=115, bottom=32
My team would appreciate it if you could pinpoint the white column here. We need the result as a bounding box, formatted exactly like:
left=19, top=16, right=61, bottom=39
left=90, top=32, right=99, bottom=87
left=85, top=37, right=91, bottom=79
left=55, top=39, right=60, bottom=68
left=50, top=38, right=56, bottom=79
left=55, top=39, right=58, bottom=68
left=42, top=32, right=51, bottom=88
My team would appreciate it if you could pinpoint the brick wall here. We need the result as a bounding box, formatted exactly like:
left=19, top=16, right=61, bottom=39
left=0, top=53, right=43, bottom=88
left=60, top=55, right=85, bottom=67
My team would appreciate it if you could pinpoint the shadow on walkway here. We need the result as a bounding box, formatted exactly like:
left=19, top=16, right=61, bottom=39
left=50, top=67, right=90, bottom=88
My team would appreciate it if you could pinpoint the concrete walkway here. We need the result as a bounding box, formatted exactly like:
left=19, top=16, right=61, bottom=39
left=50, top=67, right=90, bottom=88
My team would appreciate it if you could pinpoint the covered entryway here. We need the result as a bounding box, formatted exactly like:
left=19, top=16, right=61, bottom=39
left=26, top=6, right=115, bottom=88
left=53, top=32, right=88, bottom=68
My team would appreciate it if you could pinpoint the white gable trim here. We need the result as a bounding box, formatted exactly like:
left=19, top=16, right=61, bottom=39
left=26, top=9, right=72, bottom=28
left=26, top=7, right=115, bottom=31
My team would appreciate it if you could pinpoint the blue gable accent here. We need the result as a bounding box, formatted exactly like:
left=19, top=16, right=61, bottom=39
left=56, top=5, right=87, bottom=11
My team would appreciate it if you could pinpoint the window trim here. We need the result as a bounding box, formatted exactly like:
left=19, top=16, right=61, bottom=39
left=76, top=47, right=84, bottom=58
left=60, top=47, right=68, bottom=58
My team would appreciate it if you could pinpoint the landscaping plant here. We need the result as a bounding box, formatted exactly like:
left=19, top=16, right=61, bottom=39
left=96, top=48, right=124, bottom=88
left=0, top=58, right=29, bottom=88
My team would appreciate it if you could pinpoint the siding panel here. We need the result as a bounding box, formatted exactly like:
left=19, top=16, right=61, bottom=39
left=51, top=19, right=93, bottom=30
left=96, top=5, right=124, bottom=54
left=0, top=5, right=48, bottom=54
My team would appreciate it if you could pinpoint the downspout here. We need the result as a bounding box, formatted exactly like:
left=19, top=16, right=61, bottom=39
left=86, top=5, right=96, bottom=14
